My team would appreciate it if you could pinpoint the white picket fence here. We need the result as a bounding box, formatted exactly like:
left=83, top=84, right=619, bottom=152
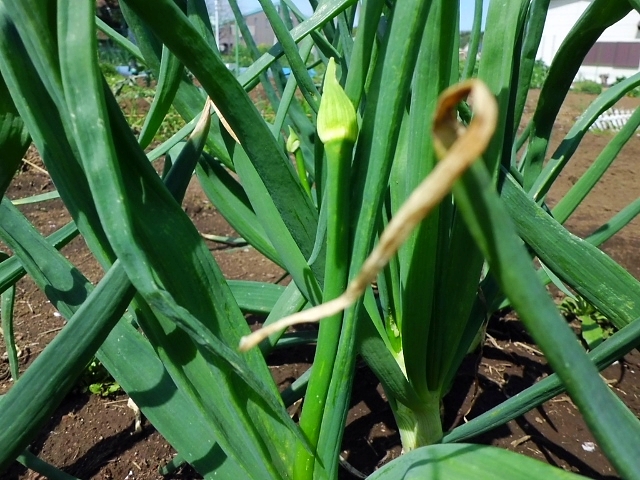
left=590, top=108, right=634, bottom=131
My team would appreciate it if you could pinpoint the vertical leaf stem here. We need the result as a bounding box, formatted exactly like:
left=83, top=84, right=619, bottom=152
left=295, top=137, right=352, bottom=479
left=295, top=59, right=356, bottom=478
left=461, top=0, right=483, bottom=81
left=1, top=284, right=18, bottom=381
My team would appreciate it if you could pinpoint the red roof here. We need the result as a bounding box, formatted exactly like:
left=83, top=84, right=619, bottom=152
left=583, top=42, right=640, bottom=69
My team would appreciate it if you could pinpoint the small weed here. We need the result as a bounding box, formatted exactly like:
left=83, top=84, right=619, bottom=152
left=78, top=359, right=122, bottom=397
left=559, top=295, right=614, bottom=349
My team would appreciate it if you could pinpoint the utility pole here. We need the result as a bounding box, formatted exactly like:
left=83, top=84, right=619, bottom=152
left=205, top=0, right=220, bottom=50
left=235, top=18, right=239, bottom=76
left=214, top=0, right=220, bottom=49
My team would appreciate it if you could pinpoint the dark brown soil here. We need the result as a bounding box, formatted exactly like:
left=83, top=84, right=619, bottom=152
left=2, top=90, right=640, bottom=479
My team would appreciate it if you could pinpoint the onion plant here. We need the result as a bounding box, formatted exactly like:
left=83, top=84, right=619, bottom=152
left=1, top=0, right=640, bottom=478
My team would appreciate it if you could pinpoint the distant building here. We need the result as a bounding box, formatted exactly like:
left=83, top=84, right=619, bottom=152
left=538, top=0, right=640, bottom=84
left=218, top=3, right=300, bottom=54
left=95, top=0, right=300, bottom=58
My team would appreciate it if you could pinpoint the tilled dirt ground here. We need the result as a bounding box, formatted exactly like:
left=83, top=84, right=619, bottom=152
left=2, top=90, right=640, bottom=479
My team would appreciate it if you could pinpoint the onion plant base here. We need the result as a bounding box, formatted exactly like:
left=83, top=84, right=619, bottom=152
left=392, top=398, right=443, bottom=452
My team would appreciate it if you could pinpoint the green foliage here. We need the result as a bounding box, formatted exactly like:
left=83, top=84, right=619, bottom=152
left=102, top=69, right=185, bottom=144
left=222, top=43, right=270, bottom=68
left=459, top=55, right=479, bottom=79
left=460, top=30, right=472, bottom=48
left=626, top=87, right=640, bottom=97
left=80, top=359, right=122, bottom=397
left=99, top=61, right=118, bottom=78
left=572, top=80, right=603, bottom=95
left=1, top=0, right=640, bottom=479
left=530, top=60, right=549, bottom=89
left=560, top=295, right=614, bottom=350
left=97, top=42, right=131, bottom=66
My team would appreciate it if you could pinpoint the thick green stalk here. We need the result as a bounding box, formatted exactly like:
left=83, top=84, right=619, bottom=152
left=461, top=0, right=483, bottom=81
left=0, top=71, right=30, bottom=197
left=295, top=58, right=356, bottom=479
left=314, top=3, right=435, bottom=476
left=295, top=140, right=350, bottom=478
left=393, top=398, right=442, bottom=452
left=511, top=0, right=551, bottom=133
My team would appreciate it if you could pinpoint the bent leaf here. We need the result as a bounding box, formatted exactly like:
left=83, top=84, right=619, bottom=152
left=368, top=444, right=585, bottom=479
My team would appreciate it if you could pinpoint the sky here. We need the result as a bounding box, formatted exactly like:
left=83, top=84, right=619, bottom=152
left=221, top=0, right=489, bottom=31
left=460, top=0, right=490, bottom=31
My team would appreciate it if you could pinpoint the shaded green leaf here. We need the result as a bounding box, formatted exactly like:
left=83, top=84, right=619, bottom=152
left=369, top=444, right=585, bottom=479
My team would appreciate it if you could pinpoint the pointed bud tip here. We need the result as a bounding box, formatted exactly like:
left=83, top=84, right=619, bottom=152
left=317, top=58, right=358, bottom=145
left=286, top=126, right=300, bottom=153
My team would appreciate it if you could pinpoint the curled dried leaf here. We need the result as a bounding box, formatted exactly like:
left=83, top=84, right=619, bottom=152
left=238, top=80, right=498, bottom=352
